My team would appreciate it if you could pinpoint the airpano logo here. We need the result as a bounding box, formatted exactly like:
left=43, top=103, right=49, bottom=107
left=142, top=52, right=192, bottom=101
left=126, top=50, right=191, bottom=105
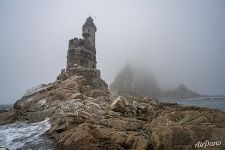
left=195, top=140, right=221, bottom=148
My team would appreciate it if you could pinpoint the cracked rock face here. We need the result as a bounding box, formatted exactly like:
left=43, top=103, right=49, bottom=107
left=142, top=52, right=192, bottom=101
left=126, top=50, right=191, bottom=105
left=1, top=75, right=225, bottom=150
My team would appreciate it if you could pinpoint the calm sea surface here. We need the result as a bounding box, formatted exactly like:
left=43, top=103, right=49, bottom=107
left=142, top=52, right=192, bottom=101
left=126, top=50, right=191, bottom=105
left=167, top=96, right=225, bottom=112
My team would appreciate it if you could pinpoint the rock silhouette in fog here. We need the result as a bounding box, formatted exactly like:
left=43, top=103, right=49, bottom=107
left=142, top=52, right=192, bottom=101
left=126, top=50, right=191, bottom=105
left=110, top=64, right=161, bottom=97
left=164, top=84, right=201, bottom=99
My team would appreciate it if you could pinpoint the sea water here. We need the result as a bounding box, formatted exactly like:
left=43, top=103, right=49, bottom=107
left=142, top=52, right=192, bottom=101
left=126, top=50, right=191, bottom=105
left=0, top=118, right=55, bottom=150
left=170, top=96, right=225, bottom=112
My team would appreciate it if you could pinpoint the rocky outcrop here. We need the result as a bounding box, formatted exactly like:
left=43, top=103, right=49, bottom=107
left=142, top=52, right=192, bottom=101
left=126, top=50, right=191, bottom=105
left=1, top=17, right=224, bottom=150
left=0, top=111, right=16, bottom=125
left=164, top=84, right=201, bottom=99
left=0, top=74, right=223, bottom=150
left=110, top=65, right=201, bottom=100
left=110, top=64, right=161, bottom=97
left=58, top=16, right=104, bottom=89
left=12, top=75, right=109, bottom=123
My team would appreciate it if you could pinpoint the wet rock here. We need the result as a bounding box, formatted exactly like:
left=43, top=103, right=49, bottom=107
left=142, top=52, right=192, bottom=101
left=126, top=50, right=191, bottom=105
left=0, top=111, right=16, bottom=125
left=149, top=109, right=225, bottom=150
left=110, top=96, right=127, bottom=113
left=6, top=74, right=225, bottom=150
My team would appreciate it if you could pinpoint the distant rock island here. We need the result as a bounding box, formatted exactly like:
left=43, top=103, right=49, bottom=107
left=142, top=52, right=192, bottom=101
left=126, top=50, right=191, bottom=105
left=0, top=17, right=225, bottom=150
left=164, top=84, right=201, bottom=99
left=110, top=64, right=161, bottom=97
left=110, top=64, right=201, bottom=99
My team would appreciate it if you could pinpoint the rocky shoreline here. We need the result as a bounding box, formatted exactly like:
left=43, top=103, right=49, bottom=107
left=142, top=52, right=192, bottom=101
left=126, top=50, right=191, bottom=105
left=1, top=75, right=225, bottom=150
left=1, top=17, right=224, bottom=150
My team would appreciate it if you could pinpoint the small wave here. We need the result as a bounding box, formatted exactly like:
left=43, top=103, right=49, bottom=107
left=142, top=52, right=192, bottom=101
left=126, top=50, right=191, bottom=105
left=0, top=119, right=55, bottom=150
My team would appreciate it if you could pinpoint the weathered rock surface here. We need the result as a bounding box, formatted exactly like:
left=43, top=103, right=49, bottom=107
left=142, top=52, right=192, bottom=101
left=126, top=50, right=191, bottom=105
left=0, top=111, right=16, bottom=125
left=1, top=75, right=225, bottom=150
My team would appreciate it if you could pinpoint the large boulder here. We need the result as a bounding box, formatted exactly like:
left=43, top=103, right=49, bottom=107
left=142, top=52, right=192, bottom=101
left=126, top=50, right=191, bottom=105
left=149, top=108, right=225, bottom=150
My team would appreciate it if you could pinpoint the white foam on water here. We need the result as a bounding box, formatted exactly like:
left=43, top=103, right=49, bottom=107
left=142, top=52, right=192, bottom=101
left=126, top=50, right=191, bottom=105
left=0, top=119, right=51, bottom=150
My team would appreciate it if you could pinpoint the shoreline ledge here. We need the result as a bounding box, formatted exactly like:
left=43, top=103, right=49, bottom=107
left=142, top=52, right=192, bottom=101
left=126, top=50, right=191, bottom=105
left=1, top=74, right=224, bottom=150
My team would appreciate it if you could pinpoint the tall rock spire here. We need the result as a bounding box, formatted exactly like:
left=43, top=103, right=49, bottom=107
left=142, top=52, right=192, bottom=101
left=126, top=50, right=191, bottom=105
left=82, top=16, right=97, bottom=52
left=57, top=17, right=107, bottom=90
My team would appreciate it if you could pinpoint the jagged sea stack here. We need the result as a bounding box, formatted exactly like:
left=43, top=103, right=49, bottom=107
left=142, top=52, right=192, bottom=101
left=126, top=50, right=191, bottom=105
left=58, top=17, right=107, bottom=89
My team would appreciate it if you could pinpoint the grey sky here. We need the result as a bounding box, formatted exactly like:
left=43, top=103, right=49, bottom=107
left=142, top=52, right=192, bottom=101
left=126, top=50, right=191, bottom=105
left=0, top=0, right=225, bottom=104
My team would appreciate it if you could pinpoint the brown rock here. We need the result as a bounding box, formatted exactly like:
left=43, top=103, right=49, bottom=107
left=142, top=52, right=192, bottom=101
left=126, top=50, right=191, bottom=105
left=149, top=109, right=225, bottom=150
left=69, top=92, right=84, bottom=100
left=0, top=111, right=17, bottom=125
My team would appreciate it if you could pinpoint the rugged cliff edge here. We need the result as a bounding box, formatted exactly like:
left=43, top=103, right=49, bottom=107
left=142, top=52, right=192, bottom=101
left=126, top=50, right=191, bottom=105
left=0, top=74, right=225, bottom=150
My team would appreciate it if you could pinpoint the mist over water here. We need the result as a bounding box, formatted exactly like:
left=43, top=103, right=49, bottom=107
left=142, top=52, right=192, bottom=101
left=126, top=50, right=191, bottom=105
left=0, top=0, right=225, bottom=104
left=167, top=96, right=225, bottom=112
left=110, top=64, right=161, bottom=97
